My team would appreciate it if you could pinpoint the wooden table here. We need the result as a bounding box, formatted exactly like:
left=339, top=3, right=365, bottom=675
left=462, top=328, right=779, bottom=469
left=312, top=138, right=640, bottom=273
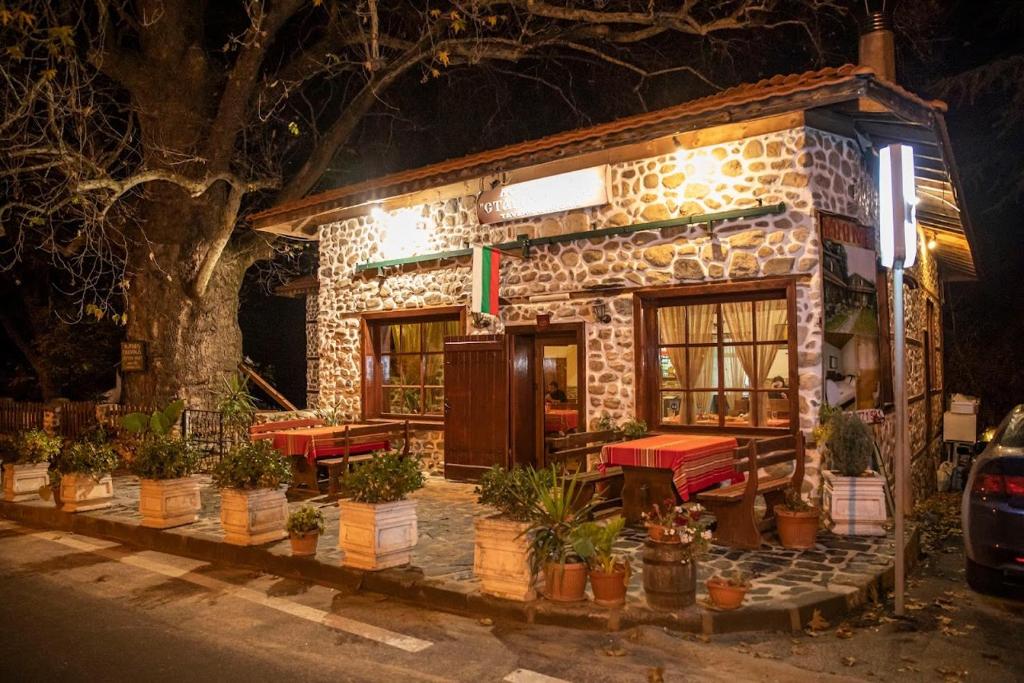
left=544, top=409, right=579, bottom=433
left=268, top=424, right=389, bottom=491
left=599, top=434, right=741, bottom=523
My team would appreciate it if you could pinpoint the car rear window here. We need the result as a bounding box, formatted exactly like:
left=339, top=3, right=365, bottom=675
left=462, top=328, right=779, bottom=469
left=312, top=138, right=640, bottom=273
left=996, top=408, right=1024, bottom=448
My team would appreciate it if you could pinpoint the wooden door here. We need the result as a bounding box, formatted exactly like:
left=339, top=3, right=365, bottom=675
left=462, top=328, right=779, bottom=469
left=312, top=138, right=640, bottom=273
left=510, top=333, right=537, bottom=467
left=443, top=334, right=509, bottom=481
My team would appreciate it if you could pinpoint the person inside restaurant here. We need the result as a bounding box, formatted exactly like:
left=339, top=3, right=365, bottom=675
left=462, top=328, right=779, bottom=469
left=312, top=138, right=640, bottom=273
left=547, top=381, right=568, bottom=403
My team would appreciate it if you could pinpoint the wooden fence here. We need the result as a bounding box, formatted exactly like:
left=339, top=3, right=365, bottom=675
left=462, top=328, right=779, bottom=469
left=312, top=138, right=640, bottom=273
left=0, top=401, right=45, bottom=434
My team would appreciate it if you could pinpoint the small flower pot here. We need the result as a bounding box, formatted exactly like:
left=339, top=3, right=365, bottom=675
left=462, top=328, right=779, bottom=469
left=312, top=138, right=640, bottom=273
left=589, top=564, right=629, bottom=607
left=3, top=462, right=50, bottom=502
left=543, top=561, right=588, bottom=602
left=60, top=473, right=113, bottom=512
left=705, top=578, right=748, bottom=610
left=774, top=506, right=820, bottom=549
left=289, top=531, right=320, bottom=557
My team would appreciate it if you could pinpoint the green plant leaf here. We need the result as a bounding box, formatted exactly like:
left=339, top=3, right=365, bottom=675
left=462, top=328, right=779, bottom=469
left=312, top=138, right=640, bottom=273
left=121, top=413, right=149, bottom=434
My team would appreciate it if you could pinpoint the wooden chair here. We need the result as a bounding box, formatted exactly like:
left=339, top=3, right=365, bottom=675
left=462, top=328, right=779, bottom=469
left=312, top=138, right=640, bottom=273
left=696, top=432, right=805, bottom=549
left=545, top=430, right=625, bottom=518
left=308, top=421, right=411, bottom=497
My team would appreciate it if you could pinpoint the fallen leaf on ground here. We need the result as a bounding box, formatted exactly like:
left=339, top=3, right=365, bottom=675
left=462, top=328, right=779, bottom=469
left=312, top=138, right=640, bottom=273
left=478, top=617, right=493, bottom=626
left=807, top=609, right=830, bottom=631
left=841, top=656, right=857, bottom=667
left=646, top=667, right=664, bottom=683
left=836, top=625, right=854, bottom=639
left=602, top=646, right=627, bottom=657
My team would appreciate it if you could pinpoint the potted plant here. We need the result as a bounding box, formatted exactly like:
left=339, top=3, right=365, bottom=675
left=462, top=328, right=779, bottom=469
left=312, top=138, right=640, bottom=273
left=572, top=516, right=630, bottom=607
left=473, top=465, right=552, bottom=601
left=620, top=417, right=648, bottom=439
left=287, top=505, right=325, bottom=557
left=774, top=486, right=820, bottom=549
left=706, top=570, right=751, bottom=610
left=821, top=411, right=887, bottom=536
left=217, top=373, right=257, bottom=443
left=3, top=429, right=61, bottom=502
left=642, top=497, right=691, bottom=543
left=212, top=440, right=292, bottom=545
left=54, top=433, right=119, bottom=512
left=338, top=451, right=424, bottom=570
left=130, top=435, right=203, bottom=528
left=523, top=466, right=594, bottom=602
left=641, top=501, right=712, bottom=610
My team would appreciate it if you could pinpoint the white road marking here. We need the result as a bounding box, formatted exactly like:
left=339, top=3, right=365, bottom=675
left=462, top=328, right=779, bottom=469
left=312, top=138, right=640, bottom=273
left=8, top=527, right=433, bottom=653
left=504, top=668, right=571, bottom=683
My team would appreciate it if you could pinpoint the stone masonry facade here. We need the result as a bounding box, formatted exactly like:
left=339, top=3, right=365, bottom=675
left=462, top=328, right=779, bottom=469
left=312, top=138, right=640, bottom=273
left=312, top=124, right=943, bottom=499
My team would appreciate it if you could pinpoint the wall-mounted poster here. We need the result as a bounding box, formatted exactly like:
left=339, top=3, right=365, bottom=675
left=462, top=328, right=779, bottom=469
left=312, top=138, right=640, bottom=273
left=820, top=213, right=882, bottom=410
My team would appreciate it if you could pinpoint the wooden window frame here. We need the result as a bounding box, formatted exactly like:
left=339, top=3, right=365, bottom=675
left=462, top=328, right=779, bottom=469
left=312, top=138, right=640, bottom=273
left=360, top=306, right=466, bottom=424
left=633, top=278, right=799, bottom=435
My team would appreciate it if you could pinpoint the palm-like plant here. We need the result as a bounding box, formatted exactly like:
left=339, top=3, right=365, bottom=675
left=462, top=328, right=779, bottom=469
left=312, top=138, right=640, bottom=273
left=519, top=466, right=595, bottom=574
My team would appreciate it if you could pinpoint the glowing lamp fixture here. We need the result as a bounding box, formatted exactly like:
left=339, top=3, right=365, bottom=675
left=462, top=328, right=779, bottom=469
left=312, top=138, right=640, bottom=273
left=371, top=205, right=432, bottom=260
left=927, top=232, right=938, bottom=251
left=878, top=144, right=917, bottom=269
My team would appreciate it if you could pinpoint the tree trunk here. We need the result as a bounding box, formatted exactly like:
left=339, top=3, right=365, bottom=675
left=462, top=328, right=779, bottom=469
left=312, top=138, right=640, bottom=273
left=120, top=192, right=253, bottom=409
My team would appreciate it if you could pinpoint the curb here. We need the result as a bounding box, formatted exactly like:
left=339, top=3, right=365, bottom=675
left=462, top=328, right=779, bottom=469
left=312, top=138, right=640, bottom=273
left=0, top=500, right=918, bottom=635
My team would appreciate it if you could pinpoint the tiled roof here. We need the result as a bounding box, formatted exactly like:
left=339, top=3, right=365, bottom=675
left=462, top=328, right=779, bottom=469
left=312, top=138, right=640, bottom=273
left=251, top=64, right=944, bottom=228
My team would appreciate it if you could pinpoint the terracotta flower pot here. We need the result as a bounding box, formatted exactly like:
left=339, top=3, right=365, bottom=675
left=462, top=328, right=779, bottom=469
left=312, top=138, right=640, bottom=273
left=290, top=531, right=319, bottom=557
left=589, top=564, right=629, bottom=607
left=646, top=524, right=680, bottom=543
left=543, top=561, right=588, bottom=602
left=705, top=578, right=748, bottom=610
left=774, top=505, right=820, bottom=549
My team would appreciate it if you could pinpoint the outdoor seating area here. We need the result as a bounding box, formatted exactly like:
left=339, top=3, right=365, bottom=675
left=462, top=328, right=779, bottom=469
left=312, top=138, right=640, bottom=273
left=0, top=470, right=907, bottom=633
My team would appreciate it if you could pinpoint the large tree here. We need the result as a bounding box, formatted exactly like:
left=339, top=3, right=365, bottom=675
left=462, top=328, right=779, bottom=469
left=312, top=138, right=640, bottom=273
left=0, top=1, right=850, bottom=406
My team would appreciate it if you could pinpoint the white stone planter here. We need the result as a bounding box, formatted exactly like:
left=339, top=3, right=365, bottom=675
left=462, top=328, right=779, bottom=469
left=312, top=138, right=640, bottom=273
left=823, top=469, right=888, bottom=536
left=473, top=515, right=535, bottom=601
left=139, top=477, right=202, bottom=529
left=219, top=487, right=288, bottom=545
left=60, top=473, right=113, bottom=512
left=3, top=462, right=50, bottom=502
left=338, top=499, right=417, bottom=570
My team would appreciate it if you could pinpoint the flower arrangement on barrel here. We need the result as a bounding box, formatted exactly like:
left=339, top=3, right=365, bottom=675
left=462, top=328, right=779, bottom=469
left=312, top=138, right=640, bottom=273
left=640, top=498, right=713, bottom=610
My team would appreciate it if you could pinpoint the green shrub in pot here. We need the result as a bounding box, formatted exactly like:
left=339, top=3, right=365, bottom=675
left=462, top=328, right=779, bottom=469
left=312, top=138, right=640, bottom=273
left=212, top=440, right=292, bottom=490
left=824, top=411, right=875, bottom=476
left=11, top=429, right=62, bottom=465
left=287, top=505, right=326, bottom=536
left=342, top=451, right=424, bottom=503
left=56, top=437, right=119, bottom=478
left=475, top=465, right=553, bottom=522
left=130, top=436, right=202, bottom=480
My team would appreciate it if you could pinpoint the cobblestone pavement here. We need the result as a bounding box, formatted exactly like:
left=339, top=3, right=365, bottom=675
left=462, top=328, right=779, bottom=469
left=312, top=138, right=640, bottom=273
left=23, top=474, right=901, bottom=611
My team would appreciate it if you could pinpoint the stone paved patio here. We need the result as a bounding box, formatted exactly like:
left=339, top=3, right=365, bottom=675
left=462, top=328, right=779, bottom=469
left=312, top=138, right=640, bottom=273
left=23, top=473, right=902, bottom=613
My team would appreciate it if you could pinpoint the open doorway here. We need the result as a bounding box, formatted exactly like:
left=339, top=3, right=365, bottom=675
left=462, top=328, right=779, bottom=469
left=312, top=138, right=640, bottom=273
left=506, top=323, right=586, bottom=469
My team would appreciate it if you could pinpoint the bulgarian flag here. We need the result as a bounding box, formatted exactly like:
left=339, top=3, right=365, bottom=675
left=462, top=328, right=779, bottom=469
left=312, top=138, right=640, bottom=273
left=471, top=246, right=500, bottom=315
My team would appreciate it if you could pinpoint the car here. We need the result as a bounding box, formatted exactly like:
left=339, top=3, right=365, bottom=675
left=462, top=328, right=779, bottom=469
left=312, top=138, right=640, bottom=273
left=962, top=404, right=1024, bottom=594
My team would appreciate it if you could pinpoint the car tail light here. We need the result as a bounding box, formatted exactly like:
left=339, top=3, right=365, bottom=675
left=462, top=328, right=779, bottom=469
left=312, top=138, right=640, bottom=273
left=972, top=473, right=1024, bottom=497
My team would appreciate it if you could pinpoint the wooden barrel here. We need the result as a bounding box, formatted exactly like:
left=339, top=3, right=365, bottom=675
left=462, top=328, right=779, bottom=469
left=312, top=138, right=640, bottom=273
left=641, top=540, right=697, bottom=610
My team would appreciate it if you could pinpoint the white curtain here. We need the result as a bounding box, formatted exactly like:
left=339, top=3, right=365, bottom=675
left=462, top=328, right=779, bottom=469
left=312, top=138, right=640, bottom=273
left=721, top=300, right=787, bottom=425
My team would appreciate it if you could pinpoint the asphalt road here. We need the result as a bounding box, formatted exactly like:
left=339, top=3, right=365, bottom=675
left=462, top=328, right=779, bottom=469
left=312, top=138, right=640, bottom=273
left=0, top=519, right=1021, bottom=683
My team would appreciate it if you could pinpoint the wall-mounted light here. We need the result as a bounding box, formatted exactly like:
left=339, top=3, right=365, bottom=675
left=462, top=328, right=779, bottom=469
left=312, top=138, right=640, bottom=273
left=927, top=231, right=937, bottom=251
left=592, top=299, right=611, bottom=324
left=879, top=144, right=917, bottom=268
left=371, top=205, right=432, bottom=260
left=470, top=312, right=493, bottom=329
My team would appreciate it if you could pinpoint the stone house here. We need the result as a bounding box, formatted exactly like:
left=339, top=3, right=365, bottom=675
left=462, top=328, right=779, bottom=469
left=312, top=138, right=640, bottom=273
left=253, top=62, right=978, bottom=503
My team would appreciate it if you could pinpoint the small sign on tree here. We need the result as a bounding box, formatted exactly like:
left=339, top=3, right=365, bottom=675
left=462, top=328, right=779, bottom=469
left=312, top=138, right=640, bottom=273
left=121, top=340, right=147, bottom=372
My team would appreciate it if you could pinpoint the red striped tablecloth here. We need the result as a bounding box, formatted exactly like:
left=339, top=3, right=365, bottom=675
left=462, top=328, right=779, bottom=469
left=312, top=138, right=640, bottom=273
left=599, top=434, right=741, bottom=501
left=270, top=426, right=388, bottom=466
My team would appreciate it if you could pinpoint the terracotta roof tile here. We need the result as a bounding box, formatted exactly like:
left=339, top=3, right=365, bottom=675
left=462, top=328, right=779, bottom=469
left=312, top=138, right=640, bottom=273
left=252, top=64, right=940, bottom=227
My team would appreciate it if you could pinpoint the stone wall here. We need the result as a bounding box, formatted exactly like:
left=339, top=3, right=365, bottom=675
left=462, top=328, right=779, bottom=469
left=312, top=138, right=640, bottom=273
left=314, top=123, right=945, bottom=492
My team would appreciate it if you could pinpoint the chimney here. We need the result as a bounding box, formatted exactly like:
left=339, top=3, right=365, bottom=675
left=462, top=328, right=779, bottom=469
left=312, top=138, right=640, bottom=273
left=859, top=11, right=896, bottom=80
left=859, top=10, right=895, bottom=111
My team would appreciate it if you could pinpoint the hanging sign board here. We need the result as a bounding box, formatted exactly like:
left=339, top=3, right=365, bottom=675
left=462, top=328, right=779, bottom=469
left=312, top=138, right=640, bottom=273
left=476, top=165, right=610, bottom=225
left=120, top=341, right=147, bottom=372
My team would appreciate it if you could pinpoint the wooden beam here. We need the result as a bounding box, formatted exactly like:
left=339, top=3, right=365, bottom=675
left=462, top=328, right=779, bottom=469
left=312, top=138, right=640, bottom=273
left=239, top=362, right=297, bottom=411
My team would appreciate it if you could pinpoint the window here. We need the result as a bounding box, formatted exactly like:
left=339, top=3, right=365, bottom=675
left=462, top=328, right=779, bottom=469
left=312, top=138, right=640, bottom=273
left=637, top=282, right=796, bottom=431
left=363, top=309, right=463, bottom=419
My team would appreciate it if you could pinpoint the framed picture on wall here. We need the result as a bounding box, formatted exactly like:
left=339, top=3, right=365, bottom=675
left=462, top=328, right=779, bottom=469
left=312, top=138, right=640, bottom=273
left=818, top=211, right=886, bottom=411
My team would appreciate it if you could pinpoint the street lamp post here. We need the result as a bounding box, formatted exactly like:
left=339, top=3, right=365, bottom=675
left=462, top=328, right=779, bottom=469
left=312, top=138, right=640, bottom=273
left=879, top=143, right=917, bottom=616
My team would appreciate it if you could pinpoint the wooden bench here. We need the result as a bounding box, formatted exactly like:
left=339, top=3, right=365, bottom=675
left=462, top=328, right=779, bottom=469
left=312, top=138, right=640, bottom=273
left=545, top=430, right=625, bottom=517
left=310, top=421, right=411, bottom=497
left=696, top=432, right=805, bottom=549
